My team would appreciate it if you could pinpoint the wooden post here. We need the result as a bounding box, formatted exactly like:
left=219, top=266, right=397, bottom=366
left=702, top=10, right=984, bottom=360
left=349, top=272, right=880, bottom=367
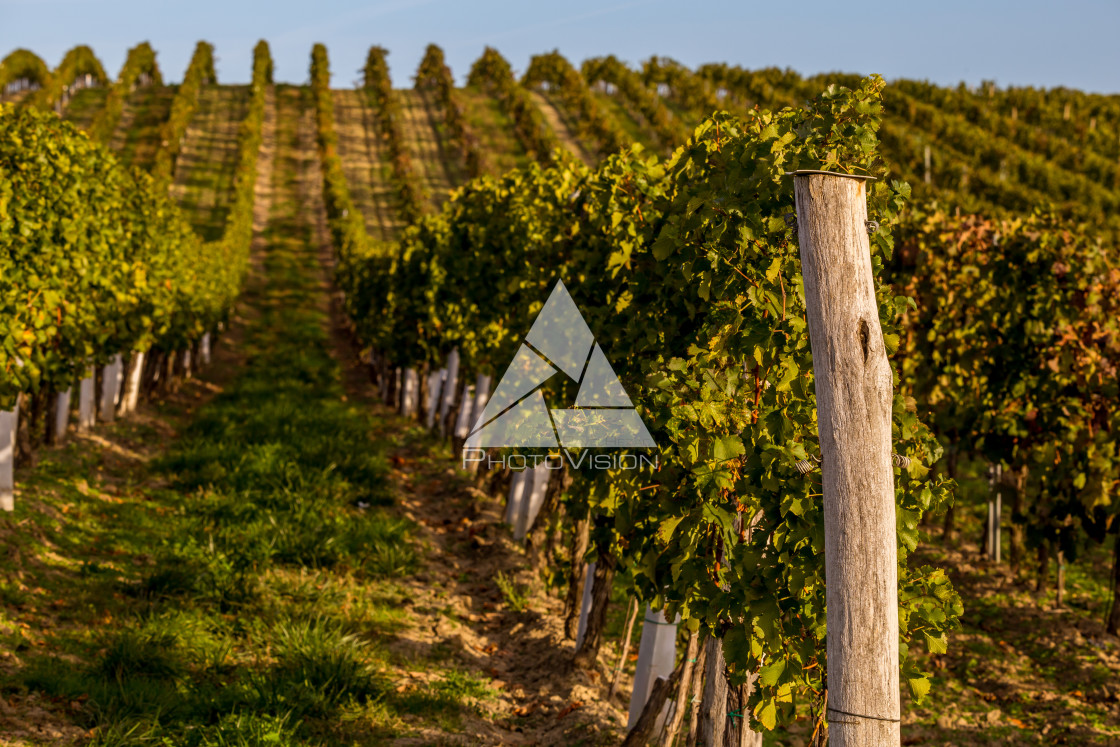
left=439, top=348, right=460, bottom=436
left=994, top=465, right=1002, bottom=564
left=393, top=368, right=403, bottom=409
left=793, top=170, right=900, bottom=746
left=1056, top=550, right=1065, bottom=608
left=0, top=405, right=17, bottom=512
left=627, top=606, right=679, bottom=732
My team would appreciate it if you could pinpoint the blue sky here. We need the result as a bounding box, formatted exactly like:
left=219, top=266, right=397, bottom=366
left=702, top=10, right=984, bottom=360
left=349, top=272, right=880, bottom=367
left=2, top=0, right=1118, bottom=93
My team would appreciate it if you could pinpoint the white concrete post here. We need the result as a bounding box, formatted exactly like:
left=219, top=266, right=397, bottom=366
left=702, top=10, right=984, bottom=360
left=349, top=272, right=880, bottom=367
left=505, top=469, right=530, bottom=525
left=200, top=333, right=212, bottom=366
left=182, top=349, right=192, bottom=379
left=100, top=355, right=123, bottom=422
left=514, top=461, right=551, bottom=541
left=401, top=368, right=419, bottom=417
left=425, top=368, right=446, bottom=429
left=439, top=348, right=460, bottom=435
left=78, top=374, right=95, bottom=430
left=121, top=351, right=145, bottom=415
left=453, top=383, right=474, bottom=439
left=0, top=404, right=18, bottom=512
left=470, top=373, right=492, bottom=428
left=628, top=606, right=680, bottom=731
left=54, top=388, right=72, bottom=441
left=575, top=561, right=596, bottom=648
left=466, top=374, right=492, bottom=474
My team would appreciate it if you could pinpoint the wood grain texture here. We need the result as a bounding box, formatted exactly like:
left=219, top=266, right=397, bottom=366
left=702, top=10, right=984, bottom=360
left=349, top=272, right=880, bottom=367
left=794, top=173, right=900, bottom=746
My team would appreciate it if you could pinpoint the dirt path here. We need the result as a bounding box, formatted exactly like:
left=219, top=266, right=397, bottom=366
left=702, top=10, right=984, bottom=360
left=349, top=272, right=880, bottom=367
left=529, top=90, right=593, bottom=166
left=332, top=88, right=404, bottom=241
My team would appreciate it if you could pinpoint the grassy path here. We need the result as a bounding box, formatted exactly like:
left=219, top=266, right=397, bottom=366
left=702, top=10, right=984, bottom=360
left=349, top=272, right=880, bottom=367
left=460, top=88, right=529, bottom=174
left=397, top=89, right=458, bottom=209
left=110, top=86, right=174, bottom=171
left=61, top=88, right=108, bottom=132
left=331, top=89, right=403, bottom=241
left=528, top=90, right=592, bottom=165
left=170, top=85, right=252, bottom=241
left=0, top=86, right=463, bottom=747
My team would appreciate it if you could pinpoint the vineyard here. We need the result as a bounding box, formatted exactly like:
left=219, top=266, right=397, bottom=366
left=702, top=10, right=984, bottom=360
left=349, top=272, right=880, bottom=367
left=1, top=37, right=1119, bottom=747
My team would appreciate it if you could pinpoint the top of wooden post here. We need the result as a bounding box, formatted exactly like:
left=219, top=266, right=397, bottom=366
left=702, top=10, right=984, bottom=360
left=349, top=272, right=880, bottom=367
left=784, top=169, right=876, bottom=180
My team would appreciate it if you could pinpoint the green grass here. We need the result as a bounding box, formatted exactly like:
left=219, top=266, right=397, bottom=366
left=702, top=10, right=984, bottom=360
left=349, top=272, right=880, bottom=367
left=0, top=84, right=491, bottom=746
left=63, top=87, right=109, bottom=131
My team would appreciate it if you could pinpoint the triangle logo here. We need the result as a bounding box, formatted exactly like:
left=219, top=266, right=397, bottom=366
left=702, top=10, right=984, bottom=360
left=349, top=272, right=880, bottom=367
left=465, top=281, right=655, bottom=449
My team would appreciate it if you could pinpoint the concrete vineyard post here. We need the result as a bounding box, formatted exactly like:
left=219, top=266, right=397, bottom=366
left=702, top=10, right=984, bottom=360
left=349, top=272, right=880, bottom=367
left=627, top=606, right=679, bottom=732
left=0, top=405, right=17, bottom=512
left=182, top=349, right=192, bottom=379
left=53, top=388, right=72, bottom=444
left=575, top=561, right=596, bottom=648
left=453, top=383, right=474, bottom=439
left=425, top=369, right=445, bottom=429
left=120, top=351, right=145, bottom=416
left=439, top=348, right=459, bottom=435
left=514, top=461, right=550, bottom=541
left=466, top=374, right=492, bottom=474
left=505, top=468, right=530, bottom=525
left=793, top=170, right=900, bottom=746
left=401, top=368, right=418, bottom=417
left=78, top=374, right=95, bottom=431
left=100, top=355, right=123, bottom=422
left=200, top=333, right=212, bottom=366
left=470, top=374, right=491, bottom=426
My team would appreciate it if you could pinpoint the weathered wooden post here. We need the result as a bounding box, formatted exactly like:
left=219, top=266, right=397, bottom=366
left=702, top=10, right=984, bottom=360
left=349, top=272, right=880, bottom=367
left=990, top=463, right=1008, bottom=564
left=627, top=606, right=679, bottom=731
left=793, top=170, right=900, bottom=746
left=439, top=348, right=460, bottom=436
left=0, top=404, right=17, bottom=512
